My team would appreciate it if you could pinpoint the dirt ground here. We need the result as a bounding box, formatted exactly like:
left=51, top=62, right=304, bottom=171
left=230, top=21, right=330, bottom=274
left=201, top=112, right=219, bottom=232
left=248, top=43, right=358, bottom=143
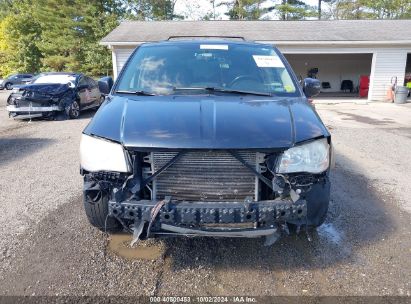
left=0, top=90, right=410, bottom=298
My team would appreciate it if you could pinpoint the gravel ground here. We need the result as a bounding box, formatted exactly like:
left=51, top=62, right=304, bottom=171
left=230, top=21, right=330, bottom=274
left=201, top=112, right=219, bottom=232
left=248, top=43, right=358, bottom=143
left=0, top=90, right=410, bottom=297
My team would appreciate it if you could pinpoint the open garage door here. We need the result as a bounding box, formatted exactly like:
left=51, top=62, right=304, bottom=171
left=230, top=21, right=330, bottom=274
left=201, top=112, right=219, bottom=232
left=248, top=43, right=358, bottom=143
left=405, top=53, right=411, bottom=101
left=284, top=53, right=372, bottom=98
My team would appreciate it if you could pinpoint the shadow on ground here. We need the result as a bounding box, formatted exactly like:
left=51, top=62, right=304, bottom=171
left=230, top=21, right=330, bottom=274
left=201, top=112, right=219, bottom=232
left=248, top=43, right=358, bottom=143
left=161, top=152, right=399, bottom=271
left=0, top=151, right=407, bottom=296
left=0, top=136, right=55, bottom=166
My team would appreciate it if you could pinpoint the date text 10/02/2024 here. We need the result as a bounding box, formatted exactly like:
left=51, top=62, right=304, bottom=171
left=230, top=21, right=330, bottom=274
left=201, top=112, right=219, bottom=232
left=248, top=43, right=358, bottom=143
left=149, top=296, right=257, bottom=303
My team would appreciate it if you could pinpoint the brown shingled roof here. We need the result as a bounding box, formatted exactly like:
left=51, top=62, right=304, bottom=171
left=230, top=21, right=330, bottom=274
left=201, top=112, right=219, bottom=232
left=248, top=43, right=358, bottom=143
left=101, top=19, right=411, bottom=44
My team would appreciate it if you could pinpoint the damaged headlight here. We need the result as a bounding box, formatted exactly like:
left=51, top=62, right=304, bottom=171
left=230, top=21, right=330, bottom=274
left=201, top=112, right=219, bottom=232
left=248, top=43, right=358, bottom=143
left=276, top=138, right=330, bottom=174
left=80, top=134, right=130, bottom=173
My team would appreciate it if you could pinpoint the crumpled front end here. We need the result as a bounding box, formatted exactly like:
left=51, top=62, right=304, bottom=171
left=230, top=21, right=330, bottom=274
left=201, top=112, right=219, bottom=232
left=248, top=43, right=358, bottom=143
left=6, top=86, right=71, bottom=119
left=81, top=146, right=331, bottom=245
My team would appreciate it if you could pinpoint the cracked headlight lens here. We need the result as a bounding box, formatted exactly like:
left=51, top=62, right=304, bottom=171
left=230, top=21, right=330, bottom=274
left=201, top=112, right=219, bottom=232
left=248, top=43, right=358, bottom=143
left=276, top=138, right=330, bottom=174
left=80, top=134, right=130, bottom=173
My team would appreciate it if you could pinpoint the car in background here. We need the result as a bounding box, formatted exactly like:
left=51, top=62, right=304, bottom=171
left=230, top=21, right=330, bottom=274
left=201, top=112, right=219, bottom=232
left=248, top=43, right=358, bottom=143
left=0, top=74, right=34, bottom=90
left=7, top=72, right=104, bottom=120
left=80, top=39, right=331, bottom=246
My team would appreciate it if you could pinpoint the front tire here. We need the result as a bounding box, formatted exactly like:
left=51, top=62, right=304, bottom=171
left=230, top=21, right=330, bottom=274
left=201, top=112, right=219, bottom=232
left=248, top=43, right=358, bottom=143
left=65, top=100, right=80, bottom=119
left=5, top=83, right=12, bottom=90
left=83, top=193, right=120, bottom=232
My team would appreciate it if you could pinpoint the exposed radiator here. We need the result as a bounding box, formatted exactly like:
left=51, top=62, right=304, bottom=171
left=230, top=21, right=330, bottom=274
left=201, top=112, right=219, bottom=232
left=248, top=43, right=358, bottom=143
left=149, top=151, right=262, bottom=201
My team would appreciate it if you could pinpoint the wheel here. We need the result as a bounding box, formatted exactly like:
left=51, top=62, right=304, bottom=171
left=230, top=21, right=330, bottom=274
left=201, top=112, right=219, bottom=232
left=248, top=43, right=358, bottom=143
left=65, top=100, right=80, bottom=119
left=6, top=95, right=13, bottom=105
left=83, top=192, right=120, bottom=232
left=5, top=83, right=12, bottom=90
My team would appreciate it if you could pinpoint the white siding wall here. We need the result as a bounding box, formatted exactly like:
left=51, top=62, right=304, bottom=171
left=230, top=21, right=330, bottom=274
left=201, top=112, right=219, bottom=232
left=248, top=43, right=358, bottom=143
left=113, top=48, right=135, bottom=79
left=368, top=49, right=408, bottom=101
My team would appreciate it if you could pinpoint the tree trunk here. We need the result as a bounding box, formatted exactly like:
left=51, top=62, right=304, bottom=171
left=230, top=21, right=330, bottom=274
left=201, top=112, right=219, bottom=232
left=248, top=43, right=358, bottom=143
left=318, top=0, right=322, bottom=19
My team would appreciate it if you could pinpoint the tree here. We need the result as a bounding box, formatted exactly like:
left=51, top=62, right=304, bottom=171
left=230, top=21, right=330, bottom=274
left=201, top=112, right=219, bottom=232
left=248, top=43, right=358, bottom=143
left=76, top=0, right=123, bottom=75
left=124, top=0, right=182, bottom=20
left=0, top=16, right=14, bottom=77
left=219, top=0, right=268, bottom=20
left=0, top=0, right=185, bottom=77
left=31, top=0, right=125, bottom=74
left=0, top=2, right=42, bottom=77
left=0, top=0, right=12, bottom=19
left=219, top=0, right=317, bottom=20
left=321, top=0, right=411, bottom=20
left=362, top=0, right=411, bottom=19
left=270, top=0, right=317, bottom=20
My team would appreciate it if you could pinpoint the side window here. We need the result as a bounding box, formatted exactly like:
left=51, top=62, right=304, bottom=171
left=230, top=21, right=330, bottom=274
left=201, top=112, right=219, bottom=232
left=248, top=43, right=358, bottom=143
left=86, top=77, right=97, bottom=88
left=78, top=77, right=87, bottom=87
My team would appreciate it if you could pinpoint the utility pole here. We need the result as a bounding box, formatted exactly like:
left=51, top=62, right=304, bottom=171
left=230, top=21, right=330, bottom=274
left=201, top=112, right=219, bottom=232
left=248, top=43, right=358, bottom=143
left=318, top=0, right=322, bottom=19
left=212, top=0, right=216, bottom=20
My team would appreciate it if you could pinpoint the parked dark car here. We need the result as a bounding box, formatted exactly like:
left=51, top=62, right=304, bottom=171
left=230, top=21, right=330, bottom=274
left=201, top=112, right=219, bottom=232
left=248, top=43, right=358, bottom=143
left=7, top=72, right=104, bottom=119
left=80, top=39, right=331, bottom=245
left=0, top=73, right=33, bottom=90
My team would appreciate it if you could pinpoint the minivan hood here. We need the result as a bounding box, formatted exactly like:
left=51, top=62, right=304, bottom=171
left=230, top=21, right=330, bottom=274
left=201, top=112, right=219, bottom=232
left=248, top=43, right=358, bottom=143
left=84, top=95, right=329, bottom=150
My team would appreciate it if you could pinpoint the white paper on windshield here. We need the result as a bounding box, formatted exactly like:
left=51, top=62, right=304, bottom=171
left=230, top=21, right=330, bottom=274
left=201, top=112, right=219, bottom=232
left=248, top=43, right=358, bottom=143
left=200, top=44, right=228, bottom=50
left=253, top=55, right=285, bottom=68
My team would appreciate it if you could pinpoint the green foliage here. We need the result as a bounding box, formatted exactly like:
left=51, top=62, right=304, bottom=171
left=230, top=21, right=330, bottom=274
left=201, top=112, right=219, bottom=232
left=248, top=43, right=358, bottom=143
left=272, top=0, right=317, bottom=20
left=219, top=0, right=410, bottom=20
left=0, top=0, right=410, bottom=78
left=0, top=9, right=42, bottom=77
left=323, top=0, right=411, bottom=20
left=219, top=0, right=268, bottom=20
left=123, top=0, right=182, bottom=20
left=0, top=0, right=184, bottom=78
left=0, top=16, right=14, bottom=77
left=219, top=0, right=317, bottom=20
left=0, top=1, right=109, bottom=77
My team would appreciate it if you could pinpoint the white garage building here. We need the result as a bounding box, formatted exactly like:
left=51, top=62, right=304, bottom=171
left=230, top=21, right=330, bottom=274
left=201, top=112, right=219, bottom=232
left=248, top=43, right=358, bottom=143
left=101, top=20, right=411, bottom=101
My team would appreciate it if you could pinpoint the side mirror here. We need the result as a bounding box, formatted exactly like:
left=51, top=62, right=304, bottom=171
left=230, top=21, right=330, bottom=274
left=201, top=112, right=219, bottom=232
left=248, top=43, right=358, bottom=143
left=303, top=78, right=321, bottom=98
left=98, top=76, right=113, bottom=95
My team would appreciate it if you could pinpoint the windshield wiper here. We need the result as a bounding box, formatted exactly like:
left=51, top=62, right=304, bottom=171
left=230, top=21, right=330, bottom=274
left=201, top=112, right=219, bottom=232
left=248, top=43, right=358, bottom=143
left=115, top=90, right=156, bottom=96
left=206, top=87, right=273, bottom=97
left=173, top=87, right=272, bottom=97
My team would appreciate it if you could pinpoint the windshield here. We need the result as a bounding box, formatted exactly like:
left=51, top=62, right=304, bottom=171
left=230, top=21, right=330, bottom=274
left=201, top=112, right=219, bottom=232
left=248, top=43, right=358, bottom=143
left=34, top=75, right=76, bottom=86
left=116, top=42, right=299, bottom=96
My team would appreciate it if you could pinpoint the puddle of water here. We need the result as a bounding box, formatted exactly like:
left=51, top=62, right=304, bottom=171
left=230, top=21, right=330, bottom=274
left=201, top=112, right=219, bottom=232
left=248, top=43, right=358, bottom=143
left=108, top=234, right=163, bottom=260
left=317, top=223, right=343, bottom=245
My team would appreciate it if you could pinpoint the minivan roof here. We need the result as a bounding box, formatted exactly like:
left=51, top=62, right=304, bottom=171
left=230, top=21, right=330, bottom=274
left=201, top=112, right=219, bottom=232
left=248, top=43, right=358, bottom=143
left=140, top=39, right=274, bottom=48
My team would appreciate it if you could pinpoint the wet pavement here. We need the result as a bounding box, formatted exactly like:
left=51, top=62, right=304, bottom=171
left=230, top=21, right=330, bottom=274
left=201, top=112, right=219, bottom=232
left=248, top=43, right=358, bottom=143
left=0, top=91, right=410, bottom=297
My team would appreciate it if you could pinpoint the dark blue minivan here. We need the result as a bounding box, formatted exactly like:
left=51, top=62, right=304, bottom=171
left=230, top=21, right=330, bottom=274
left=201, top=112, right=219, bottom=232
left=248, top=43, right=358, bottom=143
left=79, top=38, right=332, bottom=245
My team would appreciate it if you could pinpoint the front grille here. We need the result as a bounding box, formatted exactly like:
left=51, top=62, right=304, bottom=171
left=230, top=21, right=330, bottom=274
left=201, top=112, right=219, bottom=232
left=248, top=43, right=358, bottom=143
left=24, top=91, right=50, bottom=98
left=150, top=151, right=259, bottom=201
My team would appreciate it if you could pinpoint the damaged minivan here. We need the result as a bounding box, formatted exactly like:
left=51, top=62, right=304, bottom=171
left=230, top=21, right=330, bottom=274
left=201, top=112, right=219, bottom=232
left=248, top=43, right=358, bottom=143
left=80, top=38, right=332, bottom=245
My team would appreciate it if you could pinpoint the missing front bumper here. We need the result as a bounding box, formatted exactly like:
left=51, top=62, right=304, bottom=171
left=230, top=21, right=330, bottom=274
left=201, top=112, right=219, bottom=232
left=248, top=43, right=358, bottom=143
left=108, top=198, right=307, bottom=234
